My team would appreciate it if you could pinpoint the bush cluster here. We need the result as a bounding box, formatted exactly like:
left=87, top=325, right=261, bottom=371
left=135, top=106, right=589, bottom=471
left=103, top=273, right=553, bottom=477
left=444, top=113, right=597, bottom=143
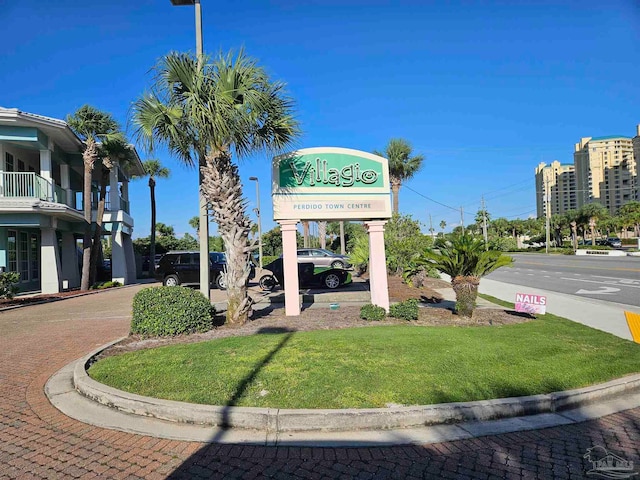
left=131, top=286, right=214, bottom=337
left=90, top=280, right=122, bottom=290
left=359, top=304, right=386, bottom=321
left=389, top=299, right=419, bottom=321
left=0, top=272, right=20, bottom=299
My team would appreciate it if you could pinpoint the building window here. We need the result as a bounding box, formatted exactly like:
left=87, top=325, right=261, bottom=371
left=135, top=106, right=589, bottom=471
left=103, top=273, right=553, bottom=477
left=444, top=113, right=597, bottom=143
left=19, top=232, right=29, bottom=281
left=5, top=153, right=15, bottom=172
left=18, top=159, right=25, bottom=172
left=7, top=231, right=17, bottom=275
left=30, top=234, right=39, bottom=280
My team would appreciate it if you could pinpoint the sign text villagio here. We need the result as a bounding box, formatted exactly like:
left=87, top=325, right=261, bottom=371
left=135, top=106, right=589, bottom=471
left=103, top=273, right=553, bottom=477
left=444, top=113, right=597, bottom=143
left=272, top=147, right=392, bottom=221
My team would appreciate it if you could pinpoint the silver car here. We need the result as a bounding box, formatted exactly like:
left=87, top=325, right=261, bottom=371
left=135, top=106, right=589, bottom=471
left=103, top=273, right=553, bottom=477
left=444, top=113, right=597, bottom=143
left=296, top=248, right=351, bottom=269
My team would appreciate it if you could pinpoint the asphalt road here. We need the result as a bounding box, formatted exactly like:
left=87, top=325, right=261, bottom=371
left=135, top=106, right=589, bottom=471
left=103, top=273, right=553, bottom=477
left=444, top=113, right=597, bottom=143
left=485, top=253, right=640, bottom=308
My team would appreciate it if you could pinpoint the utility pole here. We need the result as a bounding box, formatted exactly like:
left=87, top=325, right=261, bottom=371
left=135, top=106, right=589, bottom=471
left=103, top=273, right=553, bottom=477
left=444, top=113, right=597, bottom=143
left=545, top=177, right=551, bottom=254
left=481, top=195, right=488, bottom=249
left=460, top=206, right=465, bottom=234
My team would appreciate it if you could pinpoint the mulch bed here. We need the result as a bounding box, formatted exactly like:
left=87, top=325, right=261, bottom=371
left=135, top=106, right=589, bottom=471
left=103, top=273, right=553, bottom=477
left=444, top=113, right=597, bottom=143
left=0, top=289, right=96, bottom=308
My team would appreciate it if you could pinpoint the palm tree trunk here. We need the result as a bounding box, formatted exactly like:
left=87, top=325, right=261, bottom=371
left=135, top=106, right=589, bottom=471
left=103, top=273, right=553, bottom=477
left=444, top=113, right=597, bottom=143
left=148, top=177, right=157, bottom=278
left=391, top=181, right=400, bottom=214
left=89, top=169, right=109, bottom=284
left=80, top=139, right=98, bottom=291
left=302, top=221, right=310, bottom=248
left=451, top=275, right=480, bottom=317
left=201, top=151, right=254, bottom=325
left=318, top=221, right=327, bottom=249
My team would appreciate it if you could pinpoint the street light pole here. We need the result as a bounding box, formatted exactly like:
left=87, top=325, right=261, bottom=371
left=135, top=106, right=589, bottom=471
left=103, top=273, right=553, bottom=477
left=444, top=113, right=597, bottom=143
left=170, top=0, right=210, bottom=299
left=249, top=176, right=263, bottom=268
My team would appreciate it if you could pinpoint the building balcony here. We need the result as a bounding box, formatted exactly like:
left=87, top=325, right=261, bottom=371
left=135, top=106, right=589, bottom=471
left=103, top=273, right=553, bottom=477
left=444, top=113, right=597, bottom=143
left=0, top=172, right=77, bottom=208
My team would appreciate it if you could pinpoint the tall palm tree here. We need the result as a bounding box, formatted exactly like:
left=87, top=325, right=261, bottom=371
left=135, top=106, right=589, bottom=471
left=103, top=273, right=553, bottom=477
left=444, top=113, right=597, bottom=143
left=439, top=220, right=446, bottom=235
left=67, top=105, right=120, bottom=290
left=139, top=159, right=170, bottom=277
left=423, top=233, right=513, bottom=317
left=90, top=134, right=137, bottom=284
left=374, top=139, right=424, bottom=214
left=132, top=50, right=300, bottom=325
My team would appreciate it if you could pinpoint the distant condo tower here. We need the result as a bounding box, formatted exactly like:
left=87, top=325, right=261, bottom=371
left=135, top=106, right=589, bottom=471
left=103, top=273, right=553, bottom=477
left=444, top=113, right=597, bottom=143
left=534, top=124, right=640, bottom=218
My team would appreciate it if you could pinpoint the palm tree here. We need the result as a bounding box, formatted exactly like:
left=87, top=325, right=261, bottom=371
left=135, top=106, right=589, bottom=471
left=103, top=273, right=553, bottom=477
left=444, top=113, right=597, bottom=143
left=617, top=201, right=640, bottom=237
left=189, top=215, right=200, bottom=236
left=423, top=233, right=513, bottom=317
left=90, top=134, right=137, bottom=283
left=577, top=203, right=609, bottom=244
left=67, top=105, right=120, bottom=290
left=439, top=220, right=446, bottom=235
left=132, top=50, right=300, bottom=325
left=138, top=159, right=170, bottom=277
left=155, top=222, right=175, bottom=237
left=374, top=139, right=424, bottom=214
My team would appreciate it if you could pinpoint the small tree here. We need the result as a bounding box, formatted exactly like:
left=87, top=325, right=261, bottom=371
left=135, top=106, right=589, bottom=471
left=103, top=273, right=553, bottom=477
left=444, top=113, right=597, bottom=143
left=423, top=233, right=513, bottom=317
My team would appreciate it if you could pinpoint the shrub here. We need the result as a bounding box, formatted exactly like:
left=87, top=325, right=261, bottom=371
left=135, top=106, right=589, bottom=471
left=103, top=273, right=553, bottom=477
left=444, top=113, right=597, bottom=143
left=90, top=280, right=122, bottom=290
left=261, top=255, right=279, bottom=267
left=488, top=237, right=517, bottom=252
left=131, top=286, right=214, bottom=337
left=348, top=235, right=369, bottom=276
left=0, top=271, right=20, bottom=299
left=359, top=303, right=386, bottom=321
left=389, top=299, right=419, bottom=321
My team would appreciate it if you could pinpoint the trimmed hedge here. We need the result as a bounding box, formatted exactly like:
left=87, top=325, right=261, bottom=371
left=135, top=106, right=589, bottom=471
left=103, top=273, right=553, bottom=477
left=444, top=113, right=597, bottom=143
left=131, top=286, right=214, bottom=337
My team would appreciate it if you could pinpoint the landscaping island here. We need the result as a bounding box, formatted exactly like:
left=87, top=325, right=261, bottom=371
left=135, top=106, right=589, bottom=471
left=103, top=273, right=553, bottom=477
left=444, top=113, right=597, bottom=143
left=88, top=278, right=640, bottom=410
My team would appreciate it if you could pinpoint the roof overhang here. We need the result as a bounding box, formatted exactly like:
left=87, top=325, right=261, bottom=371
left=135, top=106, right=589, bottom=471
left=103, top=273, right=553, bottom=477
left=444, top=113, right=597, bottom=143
left=0, top=107, right=84, bottom=153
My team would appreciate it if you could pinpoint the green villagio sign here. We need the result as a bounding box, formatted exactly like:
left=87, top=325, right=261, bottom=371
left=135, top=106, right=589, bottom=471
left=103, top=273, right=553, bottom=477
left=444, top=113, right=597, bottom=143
left=272, top=147, right=391, bottom=220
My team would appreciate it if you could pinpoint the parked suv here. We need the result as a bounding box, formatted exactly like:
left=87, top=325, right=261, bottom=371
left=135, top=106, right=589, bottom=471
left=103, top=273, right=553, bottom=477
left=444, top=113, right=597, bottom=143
left=296, top=248, right=351, bottom=269
left=155, top=251, right=255, bottom=289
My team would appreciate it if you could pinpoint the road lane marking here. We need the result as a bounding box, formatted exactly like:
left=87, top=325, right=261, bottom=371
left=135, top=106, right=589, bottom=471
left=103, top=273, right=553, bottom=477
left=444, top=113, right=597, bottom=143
left=515, top=260, right=640, bottom=273
left=592, top=275, right=640, bottom=285
left=575, top=286, right=620, bottom=295
left=561, top=277, right=640, bottom=289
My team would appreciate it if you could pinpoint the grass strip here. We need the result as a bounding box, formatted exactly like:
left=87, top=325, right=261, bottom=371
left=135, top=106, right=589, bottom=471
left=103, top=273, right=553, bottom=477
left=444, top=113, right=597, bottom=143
left=89, top=314, right=640, bottom=409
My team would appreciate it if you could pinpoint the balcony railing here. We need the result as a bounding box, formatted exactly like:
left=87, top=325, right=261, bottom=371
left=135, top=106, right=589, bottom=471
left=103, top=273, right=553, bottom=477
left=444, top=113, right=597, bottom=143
left=0, top=172, right=77, bottom=209
left=103, top=196, right=130, bottom=214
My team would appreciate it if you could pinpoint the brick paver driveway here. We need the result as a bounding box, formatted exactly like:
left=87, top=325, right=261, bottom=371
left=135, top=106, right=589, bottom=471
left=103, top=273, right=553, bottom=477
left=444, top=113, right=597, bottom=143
left=1, top=284, right=639, bottom=479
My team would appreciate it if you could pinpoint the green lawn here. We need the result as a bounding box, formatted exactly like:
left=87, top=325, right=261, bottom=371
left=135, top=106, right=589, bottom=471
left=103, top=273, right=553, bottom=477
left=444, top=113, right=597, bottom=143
left=89, top=312, right=640, bottom=409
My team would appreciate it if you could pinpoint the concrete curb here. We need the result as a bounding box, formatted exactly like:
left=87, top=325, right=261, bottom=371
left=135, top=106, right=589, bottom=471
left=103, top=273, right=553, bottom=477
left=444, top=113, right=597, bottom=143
left=74, top=341, right=640, bottom=433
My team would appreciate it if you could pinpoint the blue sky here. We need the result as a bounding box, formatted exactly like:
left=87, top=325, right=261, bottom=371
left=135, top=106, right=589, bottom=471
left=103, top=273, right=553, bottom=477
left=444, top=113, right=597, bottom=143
left=2, top=1, right=639, bottom=238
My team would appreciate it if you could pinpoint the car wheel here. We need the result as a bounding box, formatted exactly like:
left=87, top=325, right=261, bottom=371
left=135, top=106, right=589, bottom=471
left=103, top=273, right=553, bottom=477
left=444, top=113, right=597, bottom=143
left=330, top=260, right=345, bottom=269
left=163, top=274, right=180, bottom=287
left=215, top=273, right=227, bottom=290
left=259, top=275, right=277, bottom=291
left=324, top=273, right=341, bottom=289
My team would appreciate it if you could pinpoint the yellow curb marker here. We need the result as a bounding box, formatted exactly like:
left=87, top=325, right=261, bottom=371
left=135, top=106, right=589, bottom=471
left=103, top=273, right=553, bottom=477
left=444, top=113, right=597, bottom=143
left=625, top=311, right=640, bottom=343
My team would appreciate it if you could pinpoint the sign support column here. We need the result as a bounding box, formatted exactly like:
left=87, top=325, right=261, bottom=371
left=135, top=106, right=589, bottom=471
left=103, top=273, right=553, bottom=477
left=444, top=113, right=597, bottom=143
left=365, top=220, right=389, bottom=311
left=279, top=219, right=300, bottom=316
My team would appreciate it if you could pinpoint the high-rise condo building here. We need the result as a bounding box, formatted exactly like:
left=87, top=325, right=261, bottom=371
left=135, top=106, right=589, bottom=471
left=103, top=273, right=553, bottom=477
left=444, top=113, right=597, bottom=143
left=573, top=133, right=636, bottom=213
left=633, top=125, right=640, bottom=202
left=535, top=161, right=577, bottom=217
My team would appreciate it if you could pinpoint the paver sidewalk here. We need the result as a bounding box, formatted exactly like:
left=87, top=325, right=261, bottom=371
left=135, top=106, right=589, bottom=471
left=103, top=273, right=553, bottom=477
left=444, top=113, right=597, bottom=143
left=1, top=282, right=639, bottom=479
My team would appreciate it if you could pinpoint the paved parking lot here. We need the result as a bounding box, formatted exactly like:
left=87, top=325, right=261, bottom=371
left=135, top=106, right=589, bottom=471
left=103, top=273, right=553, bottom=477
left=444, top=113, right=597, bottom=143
left=1, top=283, right=639, bottom=479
